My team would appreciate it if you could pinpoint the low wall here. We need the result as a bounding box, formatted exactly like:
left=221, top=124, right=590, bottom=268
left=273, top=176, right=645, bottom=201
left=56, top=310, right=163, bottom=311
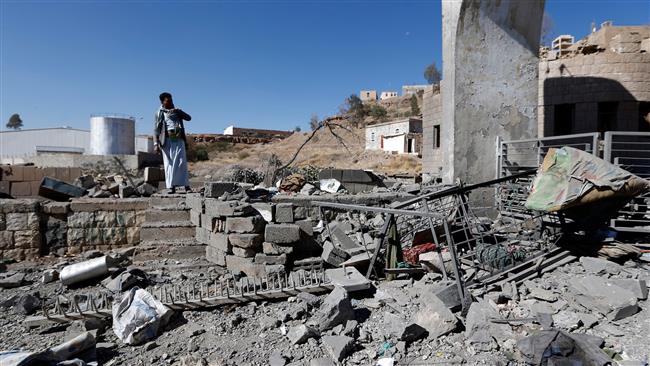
left=0, top=198, right=149, bottom=261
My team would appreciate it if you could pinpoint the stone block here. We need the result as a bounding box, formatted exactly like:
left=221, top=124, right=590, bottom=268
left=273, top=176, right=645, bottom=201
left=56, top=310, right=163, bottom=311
left=275, top=203, right=294, bottom=223
left=0, top=231, right=14, bottom=250
left=190, top=210, right=201, bottom=227
left=103, top=227, right=127, bottom=245
left=195, top=227, right=211, bottom=244
left=311, top=286, right=354, bottom=331
left=26, top=212, right=39, bottom=231
left=226, top=216, right=264, bottom=234
left=0, top=213, right=4, bottom=231
left=569, top=276, right=639, bottom=321
left=264, top=224, right=300, bottom=244
left=115, top=211, right=136, bottom=227
left=414, top=292, right=458, bottom=339
left=293, top=206, right=308, bottom=220
left=94, top=211, right=117, bottom=227
left=204, top=199, right=254, bottom=217
left=0, top=181, right=10, bottom=196
left=295, top=219, right=314, bottom=237
left=41, top=202, right=70, bottom=215
left=321, top=241, right=348, bottom=266
left=232, top=247, right=256, bottom=258
left=208, top=232, right=232, bottom=253
left=13, top=230, right=41, bottom=249
left=206, top=246, right=226, bottom=266
left=228, top=233, right=263, bottom=249
left=204, top=182, right=237, bottom=198
left=10, top=182, right=32, bottom=197
left=119, top=185, right=136, bottom=199
left=67, top=228, right=86, bottom=247
left=262, top=242, right=294, bottom=255
left=322, top=335, right=354, bottom=362
left=126, top=227, right=140, bottom=244
left=1, top=166, right=24, bottom=181
left=255, top=253, right=287, bottom=265
left=69, top=198, right=150, bottom=212
left=68, top=212, right=95, bottom=228
left=185, top=193, right=204, bottom=212
left=6, top=213, right=28, bottom=231
left=287, top=324, right=318, bottom=345
left=226, top=255, right=266, bottom=277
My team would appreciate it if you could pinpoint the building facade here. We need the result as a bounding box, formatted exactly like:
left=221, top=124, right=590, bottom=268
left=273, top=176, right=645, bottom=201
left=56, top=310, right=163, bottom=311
left=365, top=118, right=422, bottom=155
left=539, top=24, right=650, bottom=137
left=379, top=91, right=398, bottom=100
left=359, top=90, right=377, bottom=102
left=223, top=126, right=293, bottom=139
left=402, top=85, right=429, bottom=96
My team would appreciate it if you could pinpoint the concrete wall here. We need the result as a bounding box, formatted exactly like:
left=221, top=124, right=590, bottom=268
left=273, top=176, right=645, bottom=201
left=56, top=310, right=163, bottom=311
left=539, top=51, right=650, bottom=136
left=440, top=0, right=544, bottom=184
left=422, top=87, right=443, bottom=180
left=360, top=90, right=377, bottom=101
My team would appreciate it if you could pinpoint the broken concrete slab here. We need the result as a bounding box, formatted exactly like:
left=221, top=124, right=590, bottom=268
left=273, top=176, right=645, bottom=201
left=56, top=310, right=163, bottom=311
left=264, top=223, right=300, bottom=244
left=321, top=335, right=354, bottom=362
left=579, top=256, right=622, bottom=275
left=325, top=267, right=371, bottom=292
left=311, top=286, right=355, bottom=331
left=0, top=272, right=26, bottom=288
left=287, top=324, right=319, bottom=345
left=384, top=312, right=427, bottom=343
left=569, top=275, right=638, bottom=320
left=464, top=300, right=514, bottom=352
left=608, top=278, right=648, bottom=300
left=414, top=292, right=458, bottom=339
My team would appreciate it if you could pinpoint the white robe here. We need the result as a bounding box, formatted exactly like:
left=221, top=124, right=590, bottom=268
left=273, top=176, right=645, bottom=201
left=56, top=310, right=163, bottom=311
left=161, top=137, right=189, bottom=188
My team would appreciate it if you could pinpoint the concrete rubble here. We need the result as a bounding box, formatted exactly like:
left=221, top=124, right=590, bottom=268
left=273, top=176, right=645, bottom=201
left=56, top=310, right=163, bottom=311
left=1, top=166, right=650, bottom=365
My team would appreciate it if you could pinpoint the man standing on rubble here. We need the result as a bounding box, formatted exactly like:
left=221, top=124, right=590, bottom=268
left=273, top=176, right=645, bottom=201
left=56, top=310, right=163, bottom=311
left=154, top=92, right=192, bottom=194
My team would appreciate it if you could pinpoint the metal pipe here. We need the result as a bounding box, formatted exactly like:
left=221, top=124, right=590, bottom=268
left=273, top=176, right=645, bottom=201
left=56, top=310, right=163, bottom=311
left=60, top=256, right=110, bottom=286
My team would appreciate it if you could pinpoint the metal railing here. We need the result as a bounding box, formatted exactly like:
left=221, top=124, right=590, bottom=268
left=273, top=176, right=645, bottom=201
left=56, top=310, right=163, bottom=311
left=604, top=131, right=650, bottom=232
left=498, top=131, right=650, bottom=234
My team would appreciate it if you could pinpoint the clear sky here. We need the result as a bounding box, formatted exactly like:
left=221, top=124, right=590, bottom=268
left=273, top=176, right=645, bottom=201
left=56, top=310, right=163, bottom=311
left=1, top=0, right=648, bottom=135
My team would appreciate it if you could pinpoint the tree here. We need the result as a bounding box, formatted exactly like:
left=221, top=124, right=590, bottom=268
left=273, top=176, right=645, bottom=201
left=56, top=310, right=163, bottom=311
left=344, top=94, right=368, bottom=125
left=294, top=126, right=302, bottom=132
left=540, top=12, right=555, bottom=47
left=424, top=62, right=441, bottom=85
left=368, top=105, right=387, bottom=120
left=6, top=114, right=23, bottom=130
left=410, top=95, right=420, bottom=116
left=309, top=114, right=320, bottom=131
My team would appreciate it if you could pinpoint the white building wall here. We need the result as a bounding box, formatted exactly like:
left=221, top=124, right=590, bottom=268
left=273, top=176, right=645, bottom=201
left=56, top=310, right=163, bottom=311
left=0, top=128, right=90, bottom=158
left=223, top=125, right=234, bottom=135
left=382, top=134, right=406, bottom=153
left=365, top=120, right=413, bottom=150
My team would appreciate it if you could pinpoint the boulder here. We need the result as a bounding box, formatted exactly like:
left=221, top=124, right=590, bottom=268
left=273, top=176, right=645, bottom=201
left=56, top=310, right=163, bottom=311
left=311, top=286, right=354, bottom=331
left=287, top=324, right=319, bottom=345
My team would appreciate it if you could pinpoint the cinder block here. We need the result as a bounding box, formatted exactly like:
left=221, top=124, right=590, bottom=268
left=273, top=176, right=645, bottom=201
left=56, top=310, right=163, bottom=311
left=208, top=232, right=232, bottom=253
left=22, top=167, right=37, bottom=181
left=69, top=167, right=82, bottom=181
left=225, top=216, right=265, bottom=234
left=206, top=246, right=226, bottom=266
left=186, top=193, right=204, bottom=212
left=295, top=220, right=314, bottom=237
left=204, top=182, right=237, bottom=198
left=264, top=224, right=300, bottom=244
left=232, top=246, right=256, bottom=258
left=0, top=181, right=10, bottom=195
left=144, top=167, right=165, bottom=183
left=262, top=242, right=294, bottom=255
left=228, top=233, right=263, bottom=249
left=195, top=227, right=211, bottom=244
left=10, top=182, right=31, bottom=197
left=226, top=255, right=266, bottom=277
left=1, top=166, right=24, bottom=181
left=321, top=240, right=348, bottom=266
left=275, top=203, right=294, bottom=223
left=55, top=167, right=70, bottom=183
left=190, top=210, right=201, bottom=227
left=254, top=253, right=287, bottom=265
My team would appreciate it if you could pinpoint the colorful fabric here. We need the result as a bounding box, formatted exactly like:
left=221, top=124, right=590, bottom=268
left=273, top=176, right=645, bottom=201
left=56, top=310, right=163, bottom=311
left=403, top=243, right=436, bottom=265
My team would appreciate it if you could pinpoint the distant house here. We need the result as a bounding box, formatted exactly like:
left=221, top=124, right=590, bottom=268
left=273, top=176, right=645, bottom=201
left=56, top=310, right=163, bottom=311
left=402, top=85, right=429, bottom=96
left=380, top=91, right=398, bottom=100
left=365, top=118, right=422, bottom=155
left=359, top=90, right=377, bottom=102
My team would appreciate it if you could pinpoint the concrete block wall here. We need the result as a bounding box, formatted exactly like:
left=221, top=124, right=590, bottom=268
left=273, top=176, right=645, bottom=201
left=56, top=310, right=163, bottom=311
left=421, top=87, right=443, bottom=180
left=0, top=197, right=150, bottom=261
left=0, top=199, right=42, bottom=261
left=0, top=166, right=82, bottom=197
left=189, top=193, right=320, bottom=277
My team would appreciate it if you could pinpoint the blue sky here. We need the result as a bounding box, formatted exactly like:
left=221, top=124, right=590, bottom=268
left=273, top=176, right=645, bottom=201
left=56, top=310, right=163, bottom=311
left=1, top=0, right=648, bottom=134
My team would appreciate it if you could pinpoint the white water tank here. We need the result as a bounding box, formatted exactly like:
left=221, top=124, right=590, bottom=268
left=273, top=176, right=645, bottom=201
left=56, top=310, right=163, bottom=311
left=89, top=114, right=135, bottom=155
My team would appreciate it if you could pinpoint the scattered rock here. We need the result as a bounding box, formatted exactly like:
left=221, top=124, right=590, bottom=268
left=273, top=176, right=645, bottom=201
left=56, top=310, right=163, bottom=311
left=42, top=269, right=59, bottom=283
left=322, top=335, right=354, bottom=362
left=269, top=351, right=288, bottom=366
left=311, top=286, right=355, bottom=331
left=287, top=324, right=319, bottom=345
left=414, top=292, right=458, bottom=339
left=569, top=276, right=638, bottom=320
left=0, top=272, right=26, bottom=288
left=13, top=293, right=41, bottom=315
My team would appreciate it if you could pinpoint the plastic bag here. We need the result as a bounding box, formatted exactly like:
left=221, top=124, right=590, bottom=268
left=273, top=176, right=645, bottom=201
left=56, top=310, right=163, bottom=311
left=112, top=287, right=173, bottom=345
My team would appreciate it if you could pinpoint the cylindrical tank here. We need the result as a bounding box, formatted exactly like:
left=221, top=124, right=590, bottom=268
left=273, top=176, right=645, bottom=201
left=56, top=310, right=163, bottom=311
left=89, top=114, right=135, bottom=155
